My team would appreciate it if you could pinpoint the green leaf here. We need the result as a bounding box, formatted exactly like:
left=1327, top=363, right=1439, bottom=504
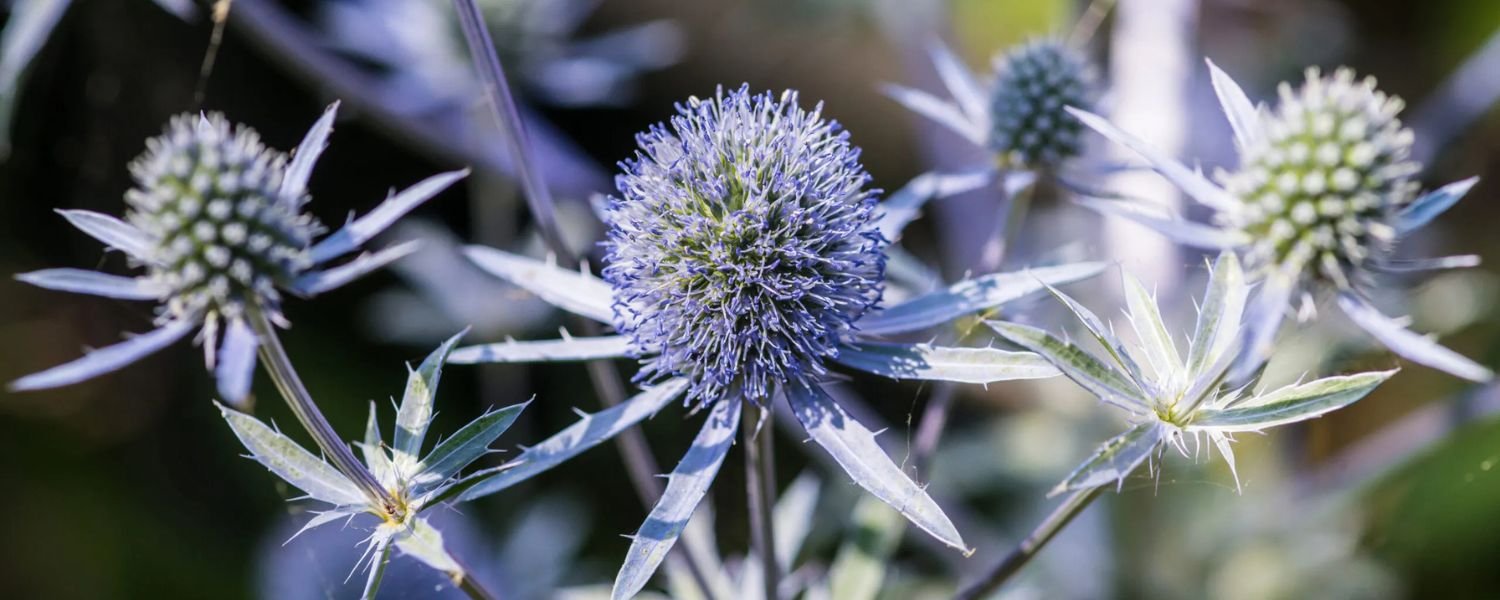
left=216, top=402, right=364, bottom=506
left=834, top=341, right=1058, bottom=384
left=987, top=320, right=1149, bottom=414
left=1191, top=370, right=1397, bottom=432
left=412, top=401, right=530, bottom=494
left=1051, top=422, right=1164, bottom=496
left=825, top=495, right=903, bottom=600
left=394, top=330, right=467, bottom=468
left=1041, top=281, right=1150, bottom=389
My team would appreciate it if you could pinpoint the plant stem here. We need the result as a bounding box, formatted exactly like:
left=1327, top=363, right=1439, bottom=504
left=954, top=486, right=1103, bottom=600
left=248, top=307, right=398, bottom=515
left=743, top=403, right=780, bottom=600
left=447, top=549, right=501, bottom=600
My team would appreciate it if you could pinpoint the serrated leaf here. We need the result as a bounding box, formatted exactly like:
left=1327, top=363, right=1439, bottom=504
left=1051, top=421, right=1164, bottom=496
left=411, top=401, right=529, bottom=494
left=1187, top=252, right=1248, bottom=377
left=1041, top=280, right=1150, bottom=389
left=1395, top=177, right=1478, bottom=234
left=463, top=245, right=615, bottom=324
left=389, top=517, right=463, bottom=581
left=857, top=261, right=1108, bottom=335
left=449, top=335, right=632, bottom=364
left=786, top=383, right=966, bottom=551
left=834, top=341, right=1057, bottom=384
left=1121, top=271, right=1183, bottom=378
left=612, top=398, right=741, bottom=600
left=361, top=401, right=395, bottom=489
left=1192, top=370, right=1396, bottom=432
left=987, top=320, right=1149, bottom=414
left=217, top=402, right=364, bottom=506
left=458, top=379, right=688, bottom=501
left=1338, top=293, right=1493, bottom=382
left=394, top=330, right=467, bottom=467
left=281, top=102, right=338, bottom=201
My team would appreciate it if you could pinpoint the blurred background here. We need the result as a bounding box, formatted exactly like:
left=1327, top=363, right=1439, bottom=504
left=1, top=0, right=1499, bottom=598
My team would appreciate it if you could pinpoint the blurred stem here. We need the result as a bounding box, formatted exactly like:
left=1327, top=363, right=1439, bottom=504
left=955, top=486, right=1103, bottom=600
left=744, top=403, right=780, bottom=600
left=361, top=542, right=393, bottom=600
left=447, top=550, right=499, bottom=600
left=248, top=307, right=398, bottom=517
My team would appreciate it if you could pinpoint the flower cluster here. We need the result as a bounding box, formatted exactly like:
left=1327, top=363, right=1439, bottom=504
left=988, top=39, right=1097, bottom=168
left=604, top=85, right=886, bottom=404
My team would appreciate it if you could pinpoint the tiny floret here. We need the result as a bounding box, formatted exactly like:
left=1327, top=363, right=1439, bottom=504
left=604, top=85, right=885, bottom=404
left=988, top=39, right=1097, bottom=168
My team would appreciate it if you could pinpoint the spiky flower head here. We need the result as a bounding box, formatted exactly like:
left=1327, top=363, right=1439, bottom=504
left=1215, top=67, right=1418, bottom=289
left=604, top=85, right=885, bottom=405
left=125, top=113, right=323, bottom=323
left=989, top=39, right=1098, bottom=168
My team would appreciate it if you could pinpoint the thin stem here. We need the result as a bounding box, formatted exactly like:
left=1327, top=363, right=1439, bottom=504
left=744, top=403, right=780, bottom=600
left=955, top=486, right=1103, bottom=600
left=449, top=552, right=500, bottom=600
left=248, top=307, right=398, bottom=516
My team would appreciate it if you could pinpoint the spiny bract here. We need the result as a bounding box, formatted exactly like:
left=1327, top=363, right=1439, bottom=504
left=989, top=39, right=1097, bottom=168
left=1215, top=67, right=1417, bottom=288
left=604, top=85, right=885, bottom=405
left=126, top=113, right=322, bottom=323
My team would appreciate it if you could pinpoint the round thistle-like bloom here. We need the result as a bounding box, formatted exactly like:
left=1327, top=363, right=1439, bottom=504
left=1216, top=67, right=1418, bottom=288
left=125, top=113, right=322, bottom=322
left=604, top=86, right=885, bottom=405
left=988, top=39, right=1098, bottom=168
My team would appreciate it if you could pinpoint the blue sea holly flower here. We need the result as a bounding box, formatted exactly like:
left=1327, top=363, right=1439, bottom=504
left=10, top=103, right=468, bottom=403
left=1070, top=61, right=1492, bottom=382
left=990, top=254, right=1396, bottom=495
left=446, top=85, right=1108, bottom=598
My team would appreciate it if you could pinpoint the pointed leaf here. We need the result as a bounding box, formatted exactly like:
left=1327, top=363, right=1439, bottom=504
left=360, top=539, right=393, bottom=600
left=1041, top=281, right=1149, bottom=389
left=217, top=402, right=365, bottom=506
left=835, top=341, right=1058, bottom=384
left=1077, top=198, right=1248, bottom=249
left=390, top=517, right=463, bottom=580
left=1372, top=255, right=1481, bottom=272
left=787, top=383, right=967, bottom=551
left=9, top=320, right=194, bottom=391
left=1338, top=293, right=1493, bottom=382
left=928, top=41, right=988, bottom=125
left=1122, top=271, right=1182, bottom=377
left=1051, top=422, right=1164, bottom=496
left=449, top=335, right=632, bottom=364
left=462, top=245, right=615, bottom=324
left=1193, top=370, right=1396, bottom=432
left=613, top=398, right=741, bottom=600
left=987, top=320, right=1149, bottom=413
left=15, top=268, right=162, bottom=300
left=294, top=241, right=421, bottom=296
left=281, top=102, right=338, bottom=201
left=458, top=379, right=689, bottom=501
left=361, top=401, right=395, bottom=488
left=1205, top=58, right=1263, bottom=151
left=215, top=317, right=259, bottom=407
left=412, top=401, right=530, bottom=494
left=309, top=169, right=468, bottom=264
left=882, top=83, right=986, bottom=146
left=876, top=168, right=998, bottom=242
left=0, top=0, right=70, bottom=157
left=394, top=330, right=468, bottom=465
left=57, top=209, right=155, bottom=261
left=857, top=261, right=1108, bottom=335
left=1187, top=252, right=1248, bottom=377
left=1396, top=177, right=1478, bottom=234
left=1067, top=107, right=1239, bottom=211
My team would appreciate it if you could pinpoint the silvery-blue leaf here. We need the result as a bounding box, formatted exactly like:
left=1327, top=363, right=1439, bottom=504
left=987, top=320, right=1150, bottom=413
left=411, top=401, right=530, bottom=495
left=294, top=241, right=421, bottom=296
left=1041, top=281, right=1150, bottom=389
left=215, top=317, right=259, bottom=407
left=927, top=41, right=989, bottom=126
left=462, top=245, right=615, bottom=324
left=310, top=169, right=468, bottom=264
left=15, top=268, right=162, bottom=300
left=1338, top=293, right=1493, bottom=382
left=613, top=397, right=741, bottom=600
left=772, top=472, right=820, bottom=571
left=389, top=517, right=463, bottom=580
left=1205, top=58, right=1263, bottom=151
left=449, top=335, right=632, bottom=364
left=857, top=261, right=1108, bottom=335
left=1228, top=261, right=1296, bottom=385
left=882, top=83, right=986, bottom=146
left=834, top=341, right=1058, bottom=384
left=394, top=330, right=468, bottom=467
left=281, top=101, right=339, bottom=202
left=786, top=383, right=967, bottom=552
left=876, top=168, right=997, bottom=242
left=1122, top=271, right=1183, bottom=378
left=1066, top=107, right=1239, bottom=212
left=458, top=378, right=688, bottom=501
left=9, top=319, right=195, bottom=391
left=1050, top=421, right=1163, bottom=496
left=1193, top=370, right=1396, bottom=432
left=216, top=402, right=365, bottom=506
left=1077, top=198, right=1248, bottom=249
left=0, top=0, right=70, bottom=157
left=1395, top=177, right=1479, bottom=234
left=1187, top=252, right=1248, bottom=378
left=1371, top=255, right=1481, bottom=273
left=883, top=245, right=943, bottom=294
left=56, top=209, right=155, bottom=261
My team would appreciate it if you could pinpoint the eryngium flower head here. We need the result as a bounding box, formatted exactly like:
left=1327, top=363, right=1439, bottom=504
left=989, top=39, right=1097, bottom=168
left=126, top=113, right=323, bottom=322
left=604, top=85, right=885, bottom=404
left=1215, top=67, right=1418, bottom=288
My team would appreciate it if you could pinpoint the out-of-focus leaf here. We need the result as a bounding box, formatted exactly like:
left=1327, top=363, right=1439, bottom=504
left=875, top=168, right=999, bottom=242
left=772, top=472, right=820, bottom=571
left=834, top=341, right=1057, bottom=384
left=787, top=383, right=967, bottom=552
left=0, top=0, right=70, bottom=158
left=987, top=320, right=1149, bottom=413
left=214, top=317, right=259, bottom=407
left=1051, top=421, right=1163, bottom=496
left=294, top=241, right=421, bottom=296
left=309, top=169, right=468, bottom=264
left=1338, top=293, right=1493, bottom=382
left=281, top=102, right=339, bottom=201
left=613, top=398, right=741, bottom=600
left=217, top=402, right=364, bottom=506
left=15, top=268, right=161, bottom=300
left=1067, top=107, right=1239, bottom=211
left=394, top=330, right=467, bottom=467
left=56, top=209, right=155, bottom=261
left=412, top=401, right=530, bottom=494
left=1395, top=177, right=1478, bottom=234
left=1192, top=370, right=1396, bottom=432
left=8, top=319, right=195, bottom=391
left=449, top=335, right=632, bottom=364
left=1205, top=58, right=1263, bottom=151
left=928, top=41, right=987, bottom=125
left=857, top=261, right=1108, bottom=335
left=882, top=83, right=985, bottom=146
left=1372, top=255, right=1481, bottom=272
left=462, top=245, right=615, bottom=324
left=826, top=496, right=903, bottom=600
left=1077, top=197, right=1248, bottom=249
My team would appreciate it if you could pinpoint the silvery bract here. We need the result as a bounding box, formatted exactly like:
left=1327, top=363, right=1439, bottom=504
left=10, top=103, right=467, bottom=403
left=990, top=253, right=1396, bottom=495
left=1071, top=60, right=1490, bottom=382
left=218, top=331, right=527, bottom=597
left=445, top=85, right=1108, bottom=598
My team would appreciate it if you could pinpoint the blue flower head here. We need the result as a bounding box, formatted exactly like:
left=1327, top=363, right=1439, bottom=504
left=603, top=85, right=886, bottom=405
left=989, top=38, right=1097, bottom=168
